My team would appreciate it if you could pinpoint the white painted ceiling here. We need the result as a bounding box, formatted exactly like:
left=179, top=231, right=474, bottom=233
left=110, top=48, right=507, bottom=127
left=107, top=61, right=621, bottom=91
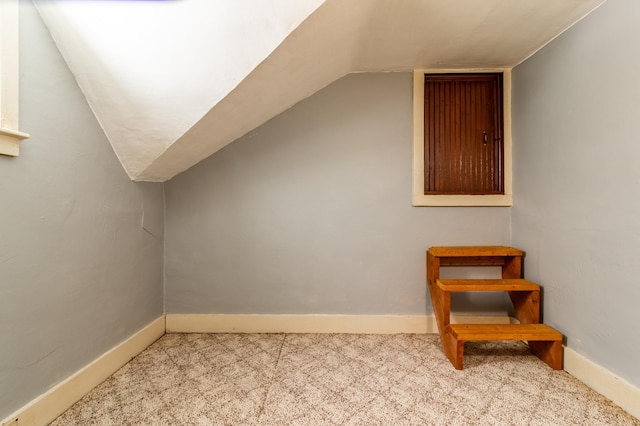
left=33, top=0, right=605, bottom=182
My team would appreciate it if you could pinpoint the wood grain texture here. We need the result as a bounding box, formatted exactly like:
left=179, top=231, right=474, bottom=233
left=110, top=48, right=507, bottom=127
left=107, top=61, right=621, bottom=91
left=424, top=73, right=504, bottom=195
left=426, top=246, right=562, bottom=370
left=428, top=246, right=523, bottom=257
left=437, top=279, right=539, bottom=292
left=448, top=324, right=562, bottom=341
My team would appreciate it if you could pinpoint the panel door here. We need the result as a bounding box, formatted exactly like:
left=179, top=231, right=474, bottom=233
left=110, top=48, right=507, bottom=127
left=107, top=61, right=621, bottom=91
left=424, top=73, right=504, bottom=195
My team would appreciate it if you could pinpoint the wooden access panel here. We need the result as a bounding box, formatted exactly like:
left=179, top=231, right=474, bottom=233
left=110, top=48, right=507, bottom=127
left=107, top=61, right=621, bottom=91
left=424, top=73, right=504, bottom=194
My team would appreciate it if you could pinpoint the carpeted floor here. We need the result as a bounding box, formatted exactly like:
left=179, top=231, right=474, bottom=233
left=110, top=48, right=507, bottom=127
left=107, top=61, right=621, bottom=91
left=50, top=333, right=639, bottom=425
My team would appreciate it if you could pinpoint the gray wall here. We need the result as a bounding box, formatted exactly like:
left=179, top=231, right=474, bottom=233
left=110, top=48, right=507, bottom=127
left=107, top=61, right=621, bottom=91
left=0, top=3, right=164, bottom=418
left=512, top=0, right=640, bottom=387
left=5, top=0, right=637, bottom=417
left=165, top=73, right=511, bottom=315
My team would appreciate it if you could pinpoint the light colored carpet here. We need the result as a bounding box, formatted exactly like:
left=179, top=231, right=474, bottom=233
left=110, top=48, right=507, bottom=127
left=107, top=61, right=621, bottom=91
left=50, top=333, right=639, bottom=425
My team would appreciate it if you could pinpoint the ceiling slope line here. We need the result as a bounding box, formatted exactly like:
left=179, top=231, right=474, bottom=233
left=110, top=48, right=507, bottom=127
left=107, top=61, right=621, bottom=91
left=33, top=0, right=606, bottom=182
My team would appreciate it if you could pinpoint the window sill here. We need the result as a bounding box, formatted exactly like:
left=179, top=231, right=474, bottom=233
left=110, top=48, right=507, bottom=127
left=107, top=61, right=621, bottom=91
left=412, top=193, right=513, bottom=207
left=0, top=127, right=30, bottom=157
left=412, top=69, right=513, bottom=207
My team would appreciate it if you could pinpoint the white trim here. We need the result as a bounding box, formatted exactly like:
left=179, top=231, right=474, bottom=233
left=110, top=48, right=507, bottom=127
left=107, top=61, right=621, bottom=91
left=564, top=346, right=640, bottom=420
left=1, top=316, right=166, bottom=426
left=0, top=128, right=30, bottom=139
left=0, top=129, right=30, bottom=157
left=4, top=315, right=638, bottom=423
left=412, top=69, right=513, bottom=207
left=166, top=314, right=638, bottom=418
left=0, top=0, right=29, bottom=157
left=165, top=313, right=514, bottom=334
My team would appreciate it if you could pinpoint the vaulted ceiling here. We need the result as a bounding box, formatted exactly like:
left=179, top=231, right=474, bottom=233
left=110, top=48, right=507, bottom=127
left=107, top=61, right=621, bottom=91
left=33, top=0, right=605, bottom=182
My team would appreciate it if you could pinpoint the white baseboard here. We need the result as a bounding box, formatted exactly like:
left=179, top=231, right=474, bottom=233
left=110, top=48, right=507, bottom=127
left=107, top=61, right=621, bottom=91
left=166, top=313, right=637, bottom=419
left=165, top=313, right=513, bottom=334
left=564, top=347, right=640, bottom=420
left=166, top=313, right=433, bottom=334
left=5, top=314, right=637, bottom=423
left=1, top=316, right=166, bottom=426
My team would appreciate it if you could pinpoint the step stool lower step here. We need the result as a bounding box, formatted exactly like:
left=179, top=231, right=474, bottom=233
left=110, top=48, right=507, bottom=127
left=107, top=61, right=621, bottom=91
left=449, top=323, right=562, bottom=340
left=442, top=324, right=563, bottom=371
left=437, top=278, right=540, bottom=292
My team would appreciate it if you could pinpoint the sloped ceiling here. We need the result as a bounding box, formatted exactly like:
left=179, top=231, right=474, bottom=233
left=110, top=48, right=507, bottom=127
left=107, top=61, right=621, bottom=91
left=33, top=0, right=605, bottom=182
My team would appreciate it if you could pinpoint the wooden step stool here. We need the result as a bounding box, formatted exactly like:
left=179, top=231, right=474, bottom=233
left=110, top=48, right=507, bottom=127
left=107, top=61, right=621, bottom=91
left=427, top=246, right=563, bottom=370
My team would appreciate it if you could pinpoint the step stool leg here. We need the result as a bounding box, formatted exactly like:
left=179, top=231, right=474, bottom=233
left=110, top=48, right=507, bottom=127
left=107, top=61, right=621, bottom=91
left=529, top=340, right=563, bottom=370
left=508, top=290, right=541, bottom=324
left=443, top=332, right=465, bottom=370
left=502, top=255, right=523, bottom=279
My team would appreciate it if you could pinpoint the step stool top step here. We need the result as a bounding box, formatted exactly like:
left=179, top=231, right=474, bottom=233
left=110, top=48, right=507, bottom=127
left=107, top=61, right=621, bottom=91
left=437, top=279, right=540, bottom=292
left=428, top=246, right=523, bottom=257
left=448, top=323, right=562, bottom=341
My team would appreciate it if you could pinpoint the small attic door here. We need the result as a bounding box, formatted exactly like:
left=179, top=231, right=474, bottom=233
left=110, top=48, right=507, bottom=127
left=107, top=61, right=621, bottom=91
left=424, top=73, right=504, bottom=195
